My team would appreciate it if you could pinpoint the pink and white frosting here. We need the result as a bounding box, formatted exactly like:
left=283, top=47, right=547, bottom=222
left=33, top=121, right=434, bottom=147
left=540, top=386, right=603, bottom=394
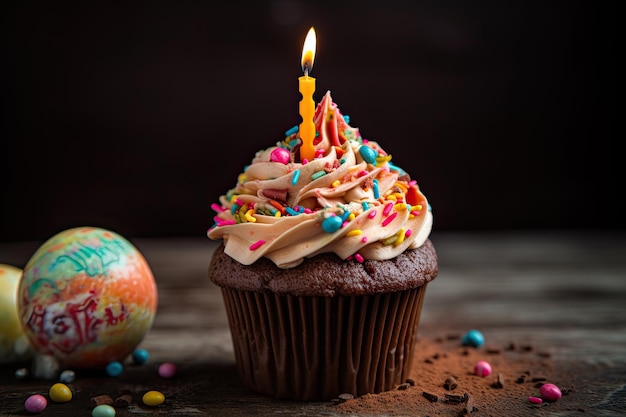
left=208, top=91, right=433, bottom=268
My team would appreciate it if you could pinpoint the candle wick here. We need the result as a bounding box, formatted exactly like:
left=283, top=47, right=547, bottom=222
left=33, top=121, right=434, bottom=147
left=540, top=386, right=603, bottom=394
left=303, top=63, right=310, bottom=77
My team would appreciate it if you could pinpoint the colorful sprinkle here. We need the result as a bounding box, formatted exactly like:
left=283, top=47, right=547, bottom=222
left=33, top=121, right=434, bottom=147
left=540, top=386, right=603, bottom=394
left=361, top=202, right=369, bottom=211
left=249, top=240, right=265, bottom=251
left=322, top=215, right=343, bottom=233
left=361, top=236, right=368, bottom=243
left=311, top=170, right=327, bottom=180
left=529, top=396, right=543, bottom=404
left=347, top=230, right=362, bottom=237
left=405, top=229, right=412, bottom=238
left=285, top=125, right=298, bottom=136
left=354, top=253, right=364, bottom=263
left=210, top=203, right=225, bottom=213
left=291, top=170, right=300, bottom=185
left=383, top=202, right=394, bottom=216
left=368, top=211, right=377, bottom=219
left=285, top=207, right=298, bottom=216
left=373, top=179, right=379, bottom=199
left=332, top=180, right=341, bottom=187
left=359, top=145, right=378, bottom=164
left=382, top=212, right=398, bottom=226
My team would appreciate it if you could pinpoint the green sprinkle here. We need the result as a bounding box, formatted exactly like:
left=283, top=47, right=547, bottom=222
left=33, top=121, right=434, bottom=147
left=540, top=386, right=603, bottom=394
left=311, top=170, right=327, bottom=180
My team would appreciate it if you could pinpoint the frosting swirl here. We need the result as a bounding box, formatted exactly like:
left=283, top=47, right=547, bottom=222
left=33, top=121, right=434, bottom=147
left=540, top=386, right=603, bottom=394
left=208, top=91, right=433, bottom=268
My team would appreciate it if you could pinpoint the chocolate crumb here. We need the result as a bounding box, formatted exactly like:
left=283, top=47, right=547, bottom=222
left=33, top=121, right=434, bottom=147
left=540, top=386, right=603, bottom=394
left=521, top=344, right=534, bottom=352
left=492, top=373, right=505, bottom=389
left=505, top=342, right=516, bottom=351
left=422, top=391, right=438, bottom=403
left=114, top=394, right=133, bottom=407
left=444, top=376, right=458, bottom=391
left=486, top=347, right=501, bottom=354
left=443, top=393, right=466, bottom=404
left=424, top=358, right=434, bottom=364
left=405, top=378, right=416, bottom=386
left=446, top=334, right=461, bottom=340
left=397, top=383, right=410, bottom=391
left=90, top=395, right=114, bottom=406
left=531, top=377, right=547, bottom=382
left=464, top=393, right=476, bottom=414
left=537, top=351, right=552, bottom=358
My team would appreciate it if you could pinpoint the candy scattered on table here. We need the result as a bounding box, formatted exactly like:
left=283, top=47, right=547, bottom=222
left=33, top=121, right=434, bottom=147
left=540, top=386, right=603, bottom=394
left=15, top=367, right=29, bottom=380
left=474, top=360, right=492, bottom=377
left=539, top=383, right=562, bottom=401
left=49, top=382, right=72, bottom=402
left=158, top=362, right=177, bottom=379
left=59, top=369, right=75, bottom=383
left=24, top=394, right=47, bottom=413
left=106, top=361, right=124, bottom=377
left=142, top=390, right=165, bottom=406
left=461, top=329, right=485, bottom=348
left=92, top=404, right=116, bottom=417
left=132, top=348, right=150, bottom=365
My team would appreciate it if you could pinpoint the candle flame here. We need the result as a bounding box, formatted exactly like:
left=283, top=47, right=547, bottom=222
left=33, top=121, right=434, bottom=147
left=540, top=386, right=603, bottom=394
left=300, top=27, right=316, bottom=75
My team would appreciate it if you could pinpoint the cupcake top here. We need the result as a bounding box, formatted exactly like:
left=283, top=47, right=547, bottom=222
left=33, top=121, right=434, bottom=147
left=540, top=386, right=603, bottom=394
left=208, top=91, right=433, bottom=269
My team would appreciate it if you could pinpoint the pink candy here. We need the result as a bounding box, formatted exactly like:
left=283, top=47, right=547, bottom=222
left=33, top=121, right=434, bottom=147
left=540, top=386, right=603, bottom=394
left=539, top=383, right=562, bottom=401
left=158, top=362, right=177, bottom=379
left=473, top=360, right=492, bottom=377
left=270, top=148, right=290, bottom=164
left=528, top=396, right=543, bottom=404
left=24, top=394, right=47, bottom=413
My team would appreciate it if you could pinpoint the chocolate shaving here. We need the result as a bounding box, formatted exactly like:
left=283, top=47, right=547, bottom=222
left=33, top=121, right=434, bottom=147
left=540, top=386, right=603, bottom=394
left=492, top=373, right=505, bottom=389
left=422, top=391, right=438, bottom=403
left=114, top=394, right=133, bottom=407
left=444, top=376, right=458, bottom=391
left=443, top=393, right=467, bottom=404
left=397, top=383, right=410, bottom=391
left=337, top=393, right=354, bottom=402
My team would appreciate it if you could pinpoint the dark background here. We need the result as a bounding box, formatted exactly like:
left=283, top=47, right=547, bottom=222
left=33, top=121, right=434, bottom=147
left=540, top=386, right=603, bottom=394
left=0, top=1, right=618, bottom=242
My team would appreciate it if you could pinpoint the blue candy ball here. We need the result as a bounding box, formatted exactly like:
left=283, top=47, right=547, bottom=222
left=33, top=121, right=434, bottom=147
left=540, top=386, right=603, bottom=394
left=105, top=361, right=124, bottom=377
left=132, top=349, right=150, bottom=365
left=461, top=329, right=485, bottom=347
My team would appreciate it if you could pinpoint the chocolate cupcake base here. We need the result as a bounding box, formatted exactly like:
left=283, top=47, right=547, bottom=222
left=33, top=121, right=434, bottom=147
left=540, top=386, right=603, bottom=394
left=221, top=286, right=427, bottom=401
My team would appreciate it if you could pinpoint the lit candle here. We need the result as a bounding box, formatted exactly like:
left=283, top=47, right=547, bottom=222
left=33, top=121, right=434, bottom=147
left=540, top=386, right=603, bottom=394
left=299, top=27, right=316, bottom=162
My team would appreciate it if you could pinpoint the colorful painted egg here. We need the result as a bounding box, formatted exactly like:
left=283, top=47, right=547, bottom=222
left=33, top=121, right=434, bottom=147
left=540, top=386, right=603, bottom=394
left=18, top=227, right=158, bottom=368
left=0, top=264, right=33, bottom=363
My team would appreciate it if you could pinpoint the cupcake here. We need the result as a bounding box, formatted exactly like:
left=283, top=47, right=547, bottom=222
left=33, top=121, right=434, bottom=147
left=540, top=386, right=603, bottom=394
left=208, top=91, right=438, bottom=401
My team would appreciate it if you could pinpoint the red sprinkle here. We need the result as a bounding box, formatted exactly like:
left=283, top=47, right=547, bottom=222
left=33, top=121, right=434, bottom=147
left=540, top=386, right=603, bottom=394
left=382, top=202, right=393, bottom=216
left=216, top=219, right=235, bottom=226
left=367, top=211, right=377, bottom=219
left=529, top=396, right=543, bottom=404
left=405, top=229, right=412, bottom=238
left=249, top=240, right=265, bottom=250
left=354, top=253, right=364, bottom=263
left=211, top=203, right=225, bottom=213
left=382, top=212, right=398, bottom=226
left=361, top=236, right=368, bottom=243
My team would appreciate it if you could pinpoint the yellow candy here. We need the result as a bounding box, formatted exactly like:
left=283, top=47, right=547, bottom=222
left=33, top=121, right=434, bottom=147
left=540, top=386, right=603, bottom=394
left=142, top=390, right=165, bottom=406
left=49, top=383, right=72, bottom=402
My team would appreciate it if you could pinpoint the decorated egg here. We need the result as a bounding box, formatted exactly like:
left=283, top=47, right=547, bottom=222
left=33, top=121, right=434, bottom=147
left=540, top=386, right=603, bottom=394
left=0, top=264, right=33, bottom=363
left=18, top=227, right=158, bottom=368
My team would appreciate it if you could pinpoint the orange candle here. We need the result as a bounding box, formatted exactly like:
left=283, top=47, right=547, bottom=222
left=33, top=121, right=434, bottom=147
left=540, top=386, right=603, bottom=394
left=299, top=27, right=317, bottom=162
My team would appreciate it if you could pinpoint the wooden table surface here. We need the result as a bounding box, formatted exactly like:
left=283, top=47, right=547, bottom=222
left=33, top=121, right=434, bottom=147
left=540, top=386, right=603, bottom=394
left=1, top=230, right=625, bottom=416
